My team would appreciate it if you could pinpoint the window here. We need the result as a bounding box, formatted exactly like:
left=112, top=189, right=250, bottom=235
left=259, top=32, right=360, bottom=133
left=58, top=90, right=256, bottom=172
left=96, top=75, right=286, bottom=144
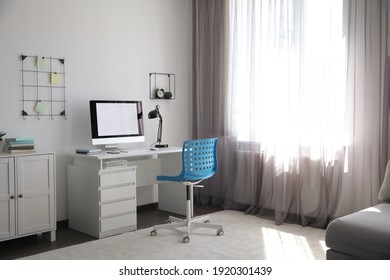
left=228, top=0, right=346, bottom=163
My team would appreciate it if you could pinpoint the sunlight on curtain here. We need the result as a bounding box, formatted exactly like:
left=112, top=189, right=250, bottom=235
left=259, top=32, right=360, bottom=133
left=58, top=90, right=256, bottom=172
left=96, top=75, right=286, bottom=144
left=228, top=0, right=346, bottom=172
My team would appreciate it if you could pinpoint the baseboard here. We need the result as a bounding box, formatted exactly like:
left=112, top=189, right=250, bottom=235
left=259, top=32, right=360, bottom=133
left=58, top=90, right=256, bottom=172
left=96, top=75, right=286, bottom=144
left=137, top=202, right=158, bottom=213
left=57, top=219, right=69, bottom=228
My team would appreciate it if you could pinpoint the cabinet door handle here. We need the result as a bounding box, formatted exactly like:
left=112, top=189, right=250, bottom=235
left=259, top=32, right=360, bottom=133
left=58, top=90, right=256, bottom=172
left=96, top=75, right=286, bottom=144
left=18, top=194, right=23, bottom=198
left=10, top=195, right=15, bottom=199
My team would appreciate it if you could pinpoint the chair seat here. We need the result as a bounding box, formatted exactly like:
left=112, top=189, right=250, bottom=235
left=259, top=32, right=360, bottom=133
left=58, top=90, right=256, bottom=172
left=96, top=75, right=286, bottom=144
left=157, top=171, right=214, bottom=183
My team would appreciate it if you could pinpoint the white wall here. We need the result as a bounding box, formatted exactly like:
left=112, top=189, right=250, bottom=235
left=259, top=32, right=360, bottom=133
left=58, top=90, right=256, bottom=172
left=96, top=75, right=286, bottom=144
left=0, top=0, right=192, bottom=220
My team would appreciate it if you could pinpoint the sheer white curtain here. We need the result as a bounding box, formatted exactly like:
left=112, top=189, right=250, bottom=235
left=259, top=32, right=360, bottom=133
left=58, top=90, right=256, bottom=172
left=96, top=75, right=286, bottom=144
left=223, top=0, right=347, bottom=226
left=227, top=0, right=346, bottom=171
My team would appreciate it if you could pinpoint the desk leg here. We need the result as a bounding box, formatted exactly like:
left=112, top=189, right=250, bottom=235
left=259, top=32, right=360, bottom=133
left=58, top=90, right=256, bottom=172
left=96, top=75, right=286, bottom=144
left=158, top=152, right=186, bottom=215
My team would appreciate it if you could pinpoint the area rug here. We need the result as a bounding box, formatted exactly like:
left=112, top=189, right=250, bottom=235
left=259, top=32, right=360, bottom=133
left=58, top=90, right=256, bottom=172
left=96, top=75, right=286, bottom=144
left=22, top=210, right=326, bottom=260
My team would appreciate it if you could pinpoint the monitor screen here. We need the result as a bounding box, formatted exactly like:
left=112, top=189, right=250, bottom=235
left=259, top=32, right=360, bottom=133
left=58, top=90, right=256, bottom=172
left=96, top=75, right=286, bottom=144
left=89, top=100, right=145, bottom=146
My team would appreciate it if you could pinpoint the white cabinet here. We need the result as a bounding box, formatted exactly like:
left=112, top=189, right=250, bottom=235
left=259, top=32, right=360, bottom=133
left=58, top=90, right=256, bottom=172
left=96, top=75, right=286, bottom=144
left=68, top=164, right=137, bottom=238
left=0, top=153, right=56, bottom=242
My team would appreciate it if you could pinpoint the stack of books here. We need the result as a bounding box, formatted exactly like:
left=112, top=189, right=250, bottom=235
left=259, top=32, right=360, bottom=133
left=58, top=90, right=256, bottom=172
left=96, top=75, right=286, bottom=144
left=4, top=137, right=36, bottom=153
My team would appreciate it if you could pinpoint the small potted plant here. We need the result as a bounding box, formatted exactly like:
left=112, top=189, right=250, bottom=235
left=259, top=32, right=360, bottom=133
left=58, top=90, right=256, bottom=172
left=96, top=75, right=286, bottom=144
left=0, top=131, right=6, bottom=153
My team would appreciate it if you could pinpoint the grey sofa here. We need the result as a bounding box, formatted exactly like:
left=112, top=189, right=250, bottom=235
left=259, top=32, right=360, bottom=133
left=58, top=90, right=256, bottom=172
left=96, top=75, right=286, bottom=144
left=325, top=161, right=390, bottom=260
left=325, top=202, right=390, bottom=259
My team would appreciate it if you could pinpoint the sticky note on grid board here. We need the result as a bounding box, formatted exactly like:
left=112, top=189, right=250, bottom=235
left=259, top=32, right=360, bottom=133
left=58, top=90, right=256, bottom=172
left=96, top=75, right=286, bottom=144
left=50, top=72, right=61, bottom=85
left=34, top=100, right=48, bottom=114
left=36, top=56, right=47, bottom=70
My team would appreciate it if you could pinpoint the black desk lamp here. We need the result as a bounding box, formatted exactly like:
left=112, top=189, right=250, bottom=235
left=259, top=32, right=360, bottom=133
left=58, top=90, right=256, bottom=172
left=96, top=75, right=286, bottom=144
left=148, top=105, right=168, bottom=148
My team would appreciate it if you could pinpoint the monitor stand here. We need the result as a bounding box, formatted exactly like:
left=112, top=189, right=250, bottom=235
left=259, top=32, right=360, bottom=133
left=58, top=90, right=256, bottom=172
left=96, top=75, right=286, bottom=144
left=104, top=144, right=120, bottom=154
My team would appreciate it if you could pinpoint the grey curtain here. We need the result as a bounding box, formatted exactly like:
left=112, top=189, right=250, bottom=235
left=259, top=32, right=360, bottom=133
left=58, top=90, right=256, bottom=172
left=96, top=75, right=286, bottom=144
left=192, top=0, right=229, bottom=207
left=193, top=0, right=390, bottom=228
left=192, top=0, right=227, bottom=139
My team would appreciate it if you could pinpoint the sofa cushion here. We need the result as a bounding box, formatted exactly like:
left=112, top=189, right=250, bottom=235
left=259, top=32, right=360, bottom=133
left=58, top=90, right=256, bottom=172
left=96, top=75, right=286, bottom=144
left=379, top=161, right=390, bottom=202
left=325, top=203, right=390, bottom=259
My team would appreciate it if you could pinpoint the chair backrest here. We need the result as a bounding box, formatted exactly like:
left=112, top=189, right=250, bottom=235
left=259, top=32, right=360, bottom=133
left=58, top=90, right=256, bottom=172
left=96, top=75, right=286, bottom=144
left=181, top=138, right=218, bottom=181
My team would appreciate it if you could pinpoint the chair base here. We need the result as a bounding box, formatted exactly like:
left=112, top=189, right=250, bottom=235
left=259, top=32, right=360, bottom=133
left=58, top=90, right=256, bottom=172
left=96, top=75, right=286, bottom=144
left=150, top=195, right=224, bottom=243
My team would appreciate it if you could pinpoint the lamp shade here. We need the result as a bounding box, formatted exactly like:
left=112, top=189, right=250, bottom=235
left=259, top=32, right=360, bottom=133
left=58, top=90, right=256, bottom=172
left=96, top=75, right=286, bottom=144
left=148, top=109, right=158, bottom=119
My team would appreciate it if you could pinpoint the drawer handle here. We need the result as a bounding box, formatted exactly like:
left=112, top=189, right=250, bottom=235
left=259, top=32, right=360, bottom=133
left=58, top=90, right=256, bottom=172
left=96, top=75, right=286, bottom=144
left=10, top=195, right=15, bottom=200
left=18, top=194, right=23, bottom=198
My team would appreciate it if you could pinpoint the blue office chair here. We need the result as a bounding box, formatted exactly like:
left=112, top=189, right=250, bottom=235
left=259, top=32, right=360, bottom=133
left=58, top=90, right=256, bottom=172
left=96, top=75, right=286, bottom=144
left=150, top=138, right=224, bottom=243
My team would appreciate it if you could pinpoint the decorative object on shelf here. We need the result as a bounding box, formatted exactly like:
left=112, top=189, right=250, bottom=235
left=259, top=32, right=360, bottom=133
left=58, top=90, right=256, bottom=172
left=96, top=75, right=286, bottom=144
left=148, top=105, right=168, bottom=148
left=163, top=91, right=173, bottom=99
left=154, top=88, right=173, bottom=99
left=149, top=72, right=175, bottom=100
left=20, top=54, right=67, bottom=120
left=0, top=131, right=6, bottom=140
left=0, top=131, right=6, bottom=153
left=155, top=88, right=165, bottom=99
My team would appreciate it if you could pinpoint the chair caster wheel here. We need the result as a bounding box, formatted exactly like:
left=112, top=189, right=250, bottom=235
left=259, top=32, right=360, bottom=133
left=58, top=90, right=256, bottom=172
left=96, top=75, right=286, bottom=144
left=150, top=230, right=157, bottom=236
left=217, top=229, right=224, bottom=236
left=183, top=236, right=190, bottom=243
left=166, top=219, right=173, bottom=224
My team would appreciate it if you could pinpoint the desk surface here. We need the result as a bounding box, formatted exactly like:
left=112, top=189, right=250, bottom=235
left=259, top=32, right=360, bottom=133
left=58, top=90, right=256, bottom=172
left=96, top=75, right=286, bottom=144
left=74, top=146, right=182, bottom=160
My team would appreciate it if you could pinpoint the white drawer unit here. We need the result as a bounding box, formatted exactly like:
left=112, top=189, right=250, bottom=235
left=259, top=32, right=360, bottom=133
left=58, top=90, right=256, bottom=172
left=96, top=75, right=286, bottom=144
left=67, top=147, right=183, bottom=238
left=68, top=165, right=136, bottom=238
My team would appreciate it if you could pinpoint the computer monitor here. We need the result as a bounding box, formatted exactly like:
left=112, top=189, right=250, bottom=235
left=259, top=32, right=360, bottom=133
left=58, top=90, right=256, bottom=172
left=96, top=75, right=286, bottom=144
left=89, top=100, right=145, bottom=148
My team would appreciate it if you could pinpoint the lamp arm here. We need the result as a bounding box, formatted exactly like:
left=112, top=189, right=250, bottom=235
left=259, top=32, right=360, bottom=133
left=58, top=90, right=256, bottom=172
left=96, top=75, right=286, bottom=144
left=157, top=118, right=163, bottom=143
left=156, top=110, right=162, bottom=121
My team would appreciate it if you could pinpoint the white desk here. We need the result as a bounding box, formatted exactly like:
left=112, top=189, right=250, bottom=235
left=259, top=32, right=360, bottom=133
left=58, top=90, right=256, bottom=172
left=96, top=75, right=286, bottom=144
left=67, top=147, right=184, bottom=238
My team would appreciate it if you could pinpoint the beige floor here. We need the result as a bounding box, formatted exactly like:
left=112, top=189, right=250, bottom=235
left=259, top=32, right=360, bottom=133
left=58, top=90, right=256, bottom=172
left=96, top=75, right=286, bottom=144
left=22, top=210, right=327, bottom=260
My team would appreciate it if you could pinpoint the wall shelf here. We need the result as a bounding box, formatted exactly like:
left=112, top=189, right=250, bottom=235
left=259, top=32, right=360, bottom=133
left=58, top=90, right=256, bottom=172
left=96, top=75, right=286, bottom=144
left=21, top=54, right=67, bottom=120
left=149, top=72, right=175, bottom=100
